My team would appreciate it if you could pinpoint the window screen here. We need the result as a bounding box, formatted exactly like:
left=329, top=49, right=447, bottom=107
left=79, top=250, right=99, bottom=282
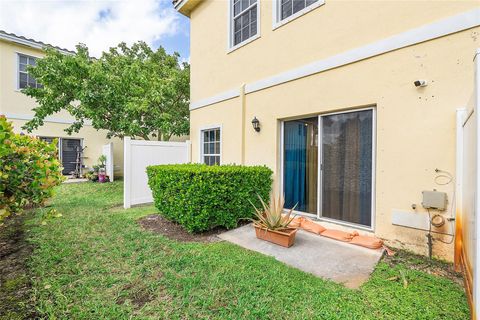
left=232, top=0, right=258, bottom=46
left=18, top=54, right=42, bottom=89
left=280, top=0, right=318, bottom=21
left=201, top=128, right=221, bottom=165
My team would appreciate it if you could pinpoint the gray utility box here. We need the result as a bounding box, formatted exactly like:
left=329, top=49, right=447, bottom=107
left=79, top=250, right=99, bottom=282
left=421, top=190, right=447, bottom=210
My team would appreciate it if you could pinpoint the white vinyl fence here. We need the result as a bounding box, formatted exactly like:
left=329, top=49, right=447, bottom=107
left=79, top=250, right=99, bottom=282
left=102, top=142, right=114, bottom=182
left=123, top=137, right=191, bottom=208
left=457, top=48, right=480, bottom=318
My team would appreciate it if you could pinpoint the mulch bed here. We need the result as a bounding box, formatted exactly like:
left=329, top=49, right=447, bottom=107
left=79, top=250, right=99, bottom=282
left=138, top=214, right=239, bottom=243
left=0, top=213, right=36, bottom=319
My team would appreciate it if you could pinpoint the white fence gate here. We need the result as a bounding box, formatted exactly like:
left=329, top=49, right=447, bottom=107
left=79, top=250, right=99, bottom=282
left=123, top=137, right=191, bottom=208
left=457, top=48, right=480, bottom=318
left=102, top=142, right=114, bottom=182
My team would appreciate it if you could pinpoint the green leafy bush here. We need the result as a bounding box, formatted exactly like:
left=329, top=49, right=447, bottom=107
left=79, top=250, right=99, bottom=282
left=147, top=164, right=273, bottom=233
left=0, top=116, right=64, bottom=222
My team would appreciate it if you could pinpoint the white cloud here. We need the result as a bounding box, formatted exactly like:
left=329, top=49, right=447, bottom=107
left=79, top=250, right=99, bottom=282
left=0, top=0, right=180, bottom=57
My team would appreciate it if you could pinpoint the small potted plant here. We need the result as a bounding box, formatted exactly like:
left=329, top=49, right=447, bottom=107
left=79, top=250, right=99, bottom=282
left=250, top=195, right=298, bottom=248
left=98, top=167, right=106, bottom=183
left=95, top=155, right=107, bottom=183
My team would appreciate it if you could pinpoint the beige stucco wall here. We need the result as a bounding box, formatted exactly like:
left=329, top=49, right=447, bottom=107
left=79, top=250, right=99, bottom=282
left=0, top=39, right=124, bottom=176
left=188, top=0, right=480, bottom=260
left=190, top=0, right=479, bottom=102
left=7, top=119, right=124, bottom=176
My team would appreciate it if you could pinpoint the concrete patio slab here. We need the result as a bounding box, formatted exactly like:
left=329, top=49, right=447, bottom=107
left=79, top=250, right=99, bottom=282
left=218, top=224, right=384, bottom=288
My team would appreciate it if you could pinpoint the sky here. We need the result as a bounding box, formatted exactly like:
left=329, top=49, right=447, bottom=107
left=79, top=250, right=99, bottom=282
left=0, top=0, right=190, bottom=61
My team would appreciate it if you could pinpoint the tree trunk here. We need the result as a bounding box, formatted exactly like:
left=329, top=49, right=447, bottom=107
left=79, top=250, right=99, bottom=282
left=158, top=130, right=169, bottom=141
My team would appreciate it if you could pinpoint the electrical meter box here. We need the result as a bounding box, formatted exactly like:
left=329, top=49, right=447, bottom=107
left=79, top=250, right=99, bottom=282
left=421, top=190, right=447, bottom=210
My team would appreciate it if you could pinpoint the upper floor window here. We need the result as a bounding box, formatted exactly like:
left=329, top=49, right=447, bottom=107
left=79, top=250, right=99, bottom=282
left=201, top=127, right=221, bottom=165
left=18, top=54, right=42, bottom=89
left=274, top=0, right=324, bottom=28
left=230, top=0, right=259, bottom=48
left=281, top=0, right=317, bottom=20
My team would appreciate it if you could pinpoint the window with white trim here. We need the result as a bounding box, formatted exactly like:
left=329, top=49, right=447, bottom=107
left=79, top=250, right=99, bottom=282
left=18, top=54, right=42, bottom=89
left=201, top=128, right=221, bottom=165
left=231, top=0, right=258, bottom=47
left=274, top=0, right=323, bottom=26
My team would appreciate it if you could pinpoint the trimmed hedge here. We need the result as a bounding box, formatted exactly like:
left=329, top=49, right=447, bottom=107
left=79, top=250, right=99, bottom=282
left=147, top=164, right=273, bottom=233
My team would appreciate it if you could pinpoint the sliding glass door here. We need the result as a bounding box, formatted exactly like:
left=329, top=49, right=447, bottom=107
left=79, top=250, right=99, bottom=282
left=283, top=109, right=374, bottom=228
left=321, top=109, right=373, bottom=227
left=283, top=117, right=318, bottom=214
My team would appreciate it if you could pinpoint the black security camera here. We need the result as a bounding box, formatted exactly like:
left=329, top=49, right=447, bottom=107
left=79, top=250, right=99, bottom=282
left=414, top=80, right=427, bottom=87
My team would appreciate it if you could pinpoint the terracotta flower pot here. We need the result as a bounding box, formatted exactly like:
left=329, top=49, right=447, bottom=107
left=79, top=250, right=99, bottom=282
left=254, top=224, right=297, bottom=248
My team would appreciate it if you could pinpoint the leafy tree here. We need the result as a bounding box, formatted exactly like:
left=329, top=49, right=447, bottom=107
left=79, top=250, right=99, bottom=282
left=22, top=42, right=190, bottom=141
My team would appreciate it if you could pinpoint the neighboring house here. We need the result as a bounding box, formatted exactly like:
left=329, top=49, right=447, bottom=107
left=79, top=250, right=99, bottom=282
left=175, top=0, right=480, bottom=262
left=0, top=30, right=124, bottom=177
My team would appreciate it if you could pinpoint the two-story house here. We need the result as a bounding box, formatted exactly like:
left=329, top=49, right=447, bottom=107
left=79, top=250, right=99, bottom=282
left=0, top=30, right=124, bottom=177
left=175, top=0, right=480, bottom=262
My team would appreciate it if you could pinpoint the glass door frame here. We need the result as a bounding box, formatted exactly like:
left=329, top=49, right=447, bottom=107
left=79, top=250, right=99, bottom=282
left=280, top=106, right=376, bottom=231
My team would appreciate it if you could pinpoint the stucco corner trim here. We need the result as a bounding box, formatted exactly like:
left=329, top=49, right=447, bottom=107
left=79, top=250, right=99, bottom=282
left=190, top=8, right=480, bottom=111
left=5, top=112, right=93, bottom=126
left=190, top=88, right=240, bottom=110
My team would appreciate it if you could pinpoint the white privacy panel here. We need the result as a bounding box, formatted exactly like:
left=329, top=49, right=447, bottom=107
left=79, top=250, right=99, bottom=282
left=102, top=142, right=114, bottom=182
left=457, top=48, right=480, bottom=319
left=123, top=137, right=191, bottom=208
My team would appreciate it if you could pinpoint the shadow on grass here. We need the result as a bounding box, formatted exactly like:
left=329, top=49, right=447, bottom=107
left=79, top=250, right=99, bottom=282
left=0, top=212, right=36, bottom=320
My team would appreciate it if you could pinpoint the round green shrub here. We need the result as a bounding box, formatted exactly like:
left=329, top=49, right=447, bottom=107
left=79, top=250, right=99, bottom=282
left=0, top=116, right=65, bottom=222
left=147, top=164, right=273, bottom=233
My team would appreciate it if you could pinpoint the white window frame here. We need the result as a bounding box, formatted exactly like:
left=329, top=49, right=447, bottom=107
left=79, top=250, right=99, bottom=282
left=279, top=106, right=376, bottom=232
left=199, top=125, right=222, bottom=165
left=16, top=52, right=42, bottom=90
left=272, top=0, right=325, bottom=30
left=227, top=0, right=261, bottom=53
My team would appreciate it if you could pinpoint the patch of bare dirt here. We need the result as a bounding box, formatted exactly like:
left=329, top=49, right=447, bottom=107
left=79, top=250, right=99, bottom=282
left=116, top=281, right=154, bottom=309
left=0, top=213, right=36, bottom=319
left=382, top=249, right=464, bottom=286
left=138, top=214, right=239, bottom=243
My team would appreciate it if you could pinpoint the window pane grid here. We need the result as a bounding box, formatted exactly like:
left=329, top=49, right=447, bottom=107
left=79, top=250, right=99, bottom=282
left=233, top=0, right=256, bottom=19
left=280, top=0, right=318, bottom=21
left=201, top=128, right=221, bottom=166
left=232, top=0, right=257, bottom=46
left=18, top=54, right=41, bottom=89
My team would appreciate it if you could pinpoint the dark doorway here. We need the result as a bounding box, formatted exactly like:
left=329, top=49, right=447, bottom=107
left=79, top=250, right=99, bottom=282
left=61, top=138, right=81, bottom=175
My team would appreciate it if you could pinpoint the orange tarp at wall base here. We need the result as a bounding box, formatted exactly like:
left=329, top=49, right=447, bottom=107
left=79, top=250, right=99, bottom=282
left=321, top=229, right=359, bottom=242
left=350, top=235, right=384, bottom=249
left=300, top=218, right=326, bottom=234
left=286, top=215, right=384, bottom=250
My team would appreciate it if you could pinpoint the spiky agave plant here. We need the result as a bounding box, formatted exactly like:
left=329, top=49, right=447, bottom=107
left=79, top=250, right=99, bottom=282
left=250, top=194, right=297, bottom=231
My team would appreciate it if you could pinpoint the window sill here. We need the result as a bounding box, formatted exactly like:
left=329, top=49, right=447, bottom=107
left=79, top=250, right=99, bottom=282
left=227, top=34, right=261, bottom=54
left=273, top=0, right=325, bottom=31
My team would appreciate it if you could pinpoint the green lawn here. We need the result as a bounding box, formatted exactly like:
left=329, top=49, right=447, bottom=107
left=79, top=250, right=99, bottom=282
left=22, top=182, right=468, bottom=319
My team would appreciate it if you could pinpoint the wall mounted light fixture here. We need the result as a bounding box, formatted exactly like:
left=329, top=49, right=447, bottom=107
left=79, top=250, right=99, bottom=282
left=251, top=116, right=260, bottom=132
